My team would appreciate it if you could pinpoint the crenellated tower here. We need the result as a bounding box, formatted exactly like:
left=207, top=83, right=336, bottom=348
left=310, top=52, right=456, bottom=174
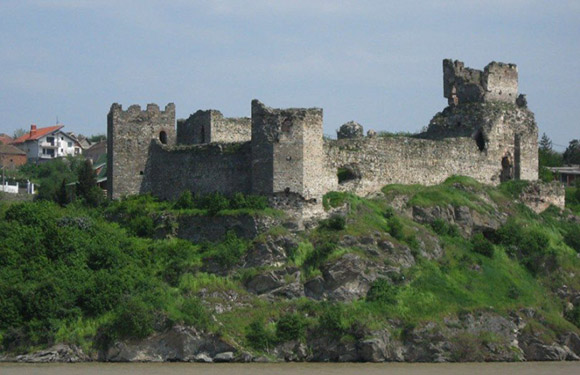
left=107, top=103, right=175, bottom=199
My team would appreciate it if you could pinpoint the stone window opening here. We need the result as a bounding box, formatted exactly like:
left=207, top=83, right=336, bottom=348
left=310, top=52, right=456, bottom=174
left=201, top=126, right=205, bottom=143
left=337, top=164, right=361, bottom=185
left=500, top=154, right=513, bottom=182
left=475, top=130, right=486, bottom=152
left=159, top=131, right=168, bottom=144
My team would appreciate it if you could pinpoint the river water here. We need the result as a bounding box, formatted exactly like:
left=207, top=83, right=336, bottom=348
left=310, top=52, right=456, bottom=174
left=1, top=362, right=579, bottom=375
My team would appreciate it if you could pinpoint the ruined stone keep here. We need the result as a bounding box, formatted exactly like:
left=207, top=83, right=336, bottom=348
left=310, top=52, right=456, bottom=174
left=107, top=59, right=538, bottom=213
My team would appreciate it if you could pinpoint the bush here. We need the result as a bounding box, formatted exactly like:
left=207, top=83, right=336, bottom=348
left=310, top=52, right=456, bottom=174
left=303, top=242, right=336, bottom=271
left=276, top=313, right=306, bottom=342
left=246, top=319, right=274, bottom=350
left=430, top=219, right=459, bottom=237
left=205, top=231, right=249, bottom=268
left=180, top=297, right=210, bottom=328
left=366, top=278, right=398, bottom=304
left=471, top=233, right=494, bottom=258
left=110, top=298, right=154, bottom=340
left=318, top=303, right=348, bottom=337
left=565, top=305, right=580, bottom=329
left=564, top=226, right=580, bottom=253
left=174, top=191, right=195, bottom=209
left=388, top=217, right=404, bottom=240
left=320, top=215, right=346, bottom=230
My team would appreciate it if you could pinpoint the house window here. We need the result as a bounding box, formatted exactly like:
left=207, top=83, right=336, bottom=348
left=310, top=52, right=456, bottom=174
left=68, top=142, right=72, bottom=147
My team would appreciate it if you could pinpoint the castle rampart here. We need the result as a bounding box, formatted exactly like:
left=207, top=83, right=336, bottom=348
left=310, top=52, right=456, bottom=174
left=107, top=103, right=175, bottom=199
left=443, top=59, right=518, bottom=106
left=107, top=59, right=539, bottom=214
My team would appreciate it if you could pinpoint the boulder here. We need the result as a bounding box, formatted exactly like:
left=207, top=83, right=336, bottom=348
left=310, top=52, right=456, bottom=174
left=15, top=344, right=89, bottom=363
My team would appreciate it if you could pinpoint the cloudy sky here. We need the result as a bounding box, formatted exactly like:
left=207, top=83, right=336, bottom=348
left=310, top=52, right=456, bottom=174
left=0, top=0, right=578, bottom=149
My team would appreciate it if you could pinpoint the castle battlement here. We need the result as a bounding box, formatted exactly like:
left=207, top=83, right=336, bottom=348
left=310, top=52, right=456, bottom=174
left=107, top=59, right=539, bottom=217
left=443, top=59, right=519, bottom=106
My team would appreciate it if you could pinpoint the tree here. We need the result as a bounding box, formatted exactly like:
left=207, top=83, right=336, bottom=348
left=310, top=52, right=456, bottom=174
left=12, top=128, right=27, bottom=139
left=563, top=139, right=580, bottom=165
left=76, top=159, right=102, bottom=206
left=539, top=133, right=552, bottom=152
left=56, top=179, right=71, bottom=207
left=538, top=133, right=563, bottom=172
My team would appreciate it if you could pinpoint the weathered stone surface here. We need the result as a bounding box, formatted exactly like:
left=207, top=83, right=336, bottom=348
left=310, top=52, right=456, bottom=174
left=101, top=325, right=235, bottom=362
left=213, top=351, right=234, bottom=362
left=519, top=181, right=566, bottom=213
left=13, top=344, right=89, bottom=363
left=244, top=235, right=298, bottom=268
left=337, top=121, right=364, bottom=139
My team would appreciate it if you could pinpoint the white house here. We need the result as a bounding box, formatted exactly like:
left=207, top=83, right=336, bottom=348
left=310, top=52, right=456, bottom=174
left=12, top=124, right=82, bottom=162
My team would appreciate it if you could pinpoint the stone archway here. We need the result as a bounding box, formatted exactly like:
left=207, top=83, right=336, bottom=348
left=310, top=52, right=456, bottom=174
left=500, top=153, right=513, bottom=182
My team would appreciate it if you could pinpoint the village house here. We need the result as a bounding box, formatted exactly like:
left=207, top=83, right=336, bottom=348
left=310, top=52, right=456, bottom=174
left=12, top=124, right=83, bottom=162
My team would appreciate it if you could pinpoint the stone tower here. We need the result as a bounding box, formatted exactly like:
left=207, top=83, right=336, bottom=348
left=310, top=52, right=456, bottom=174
left=250, top=100, right=325, bottom=201
left=107, top=103, right=176, bottom=199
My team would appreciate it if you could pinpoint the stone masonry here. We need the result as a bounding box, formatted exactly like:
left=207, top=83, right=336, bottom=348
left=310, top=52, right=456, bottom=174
left=107, top=59, right=542, bottom=213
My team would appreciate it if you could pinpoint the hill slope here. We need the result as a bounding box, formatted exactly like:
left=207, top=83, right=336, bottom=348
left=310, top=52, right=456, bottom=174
left=1, top=178, right=580, bottom=362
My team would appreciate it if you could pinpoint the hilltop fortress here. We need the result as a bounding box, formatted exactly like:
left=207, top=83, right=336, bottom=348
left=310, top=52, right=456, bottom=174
left=107, top=59, right=538, bottom=217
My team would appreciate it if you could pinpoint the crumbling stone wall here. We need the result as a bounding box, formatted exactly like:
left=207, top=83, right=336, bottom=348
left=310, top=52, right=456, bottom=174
left=177, top=110, right=250, bottom=145
left=107, top=103, right=176, bottom=199
left=142, top=142, right=252, bottom=200
left=251, top=100, right=325, bottom=201
left=107, top=59, right=539, bottom=211
left=443, top=59, right=518, bottom=105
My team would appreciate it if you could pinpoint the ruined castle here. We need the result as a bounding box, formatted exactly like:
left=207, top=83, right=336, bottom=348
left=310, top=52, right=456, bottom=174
left=107, top=59, right=538, bottom=216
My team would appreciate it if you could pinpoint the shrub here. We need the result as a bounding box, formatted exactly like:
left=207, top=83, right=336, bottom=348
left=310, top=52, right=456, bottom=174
left=276, top=313, right=306, bottom=342
left=318, top=303, right=348, bottom=337
left=110, top=298, right=154, bottom=340
left=471, top=233, right=494, bottom=258
left=246, top=319, right=274, bottom=350
left=303, top=242, right=336, bottom=271
left=206, top=231, right=249, bottom=268
left=128, top=215, right=155, bottom=237
left=430, top=219, right=459, bottom=237
left=174, top=191, right=195, bottom=209
left=180, top=297, right=210, bottom=328
left=197, top=192, right=230, bottom=215
left=320, top=215, right=346, bottom=230
left=388, top=217, right=404, bottom=240
left=366, top=278, right=398, bottom=304
left=565, top=305, right=580, bottom=329
left=564, top=226, right=580, bottom=253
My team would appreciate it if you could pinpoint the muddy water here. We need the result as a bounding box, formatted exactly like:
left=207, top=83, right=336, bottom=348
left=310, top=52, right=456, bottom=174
left=1, top=362, right=579, bottom=375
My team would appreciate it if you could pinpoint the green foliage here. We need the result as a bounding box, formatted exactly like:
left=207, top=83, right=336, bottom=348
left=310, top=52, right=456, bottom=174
left=564, top=226, right=580, bottom=253
left=173, top=192, right=268, bottom=214
left=303, top=242, right=337, bottom=272
left=337, top=167, right=358, bottom=184
left=499, top=180, right=530, bottom=199
left=366, top=279, right=399, bottom=304
left=319, top=215, right=346, bottom=230
left=388, top=216, right=404, bottom=240
left=245, top=319, right=274, bottom=350
left=471, top=233, right=494, bottom=258
left=565, top=305, right=580, bottom=329
left=276, top=313, right=306, bottom=342
left=179, top=297, right=210, bottom=328
left=317, top=303, right=349, bottom=337
left=111, top=298, right=155, bottom=340
left=173, top=191, right=195, bottom=210
left=430, top=219, right=459, bottom=237
left=322, top=191, right=350, bottom=210
left=563, top=139, right=580, bottom=165
left=204, top=231, right=249, bottom=268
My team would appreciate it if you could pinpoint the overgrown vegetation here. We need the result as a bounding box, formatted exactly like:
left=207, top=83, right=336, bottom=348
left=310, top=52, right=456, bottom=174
left=1, top=173, right=580, bottom=357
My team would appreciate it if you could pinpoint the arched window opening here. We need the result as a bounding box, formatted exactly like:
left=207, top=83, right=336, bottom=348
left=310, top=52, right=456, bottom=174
left=159, top=131, right=168, bottom=144
left=337, top=164, right=361, bottom=185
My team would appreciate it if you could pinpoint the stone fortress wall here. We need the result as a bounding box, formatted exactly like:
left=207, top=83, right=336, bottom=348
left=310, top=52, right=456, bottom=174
left=107, top=59, right=539, bottom=210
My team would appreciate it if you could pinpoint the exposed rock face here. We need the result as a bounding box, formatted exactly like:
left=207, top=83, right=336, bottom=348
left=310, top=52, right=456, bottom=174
left=100, top=326, right=235, bottom=362
left=337, top=121, right=364, bottom=139
left=10, top=344, right=89, bottom=363
left=519, top=181, right=566, bottom=213
left=411, top=204, right=504, bottom=237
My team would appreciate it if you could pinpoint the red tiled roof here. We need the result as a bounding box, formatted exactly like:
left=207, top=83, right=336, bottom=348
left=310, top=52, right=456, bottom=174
left=12, top=125, right=64, bottom=144
left=0, top=143, right=26, bottom=155
left=0, top=134, right=13, bottom=144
